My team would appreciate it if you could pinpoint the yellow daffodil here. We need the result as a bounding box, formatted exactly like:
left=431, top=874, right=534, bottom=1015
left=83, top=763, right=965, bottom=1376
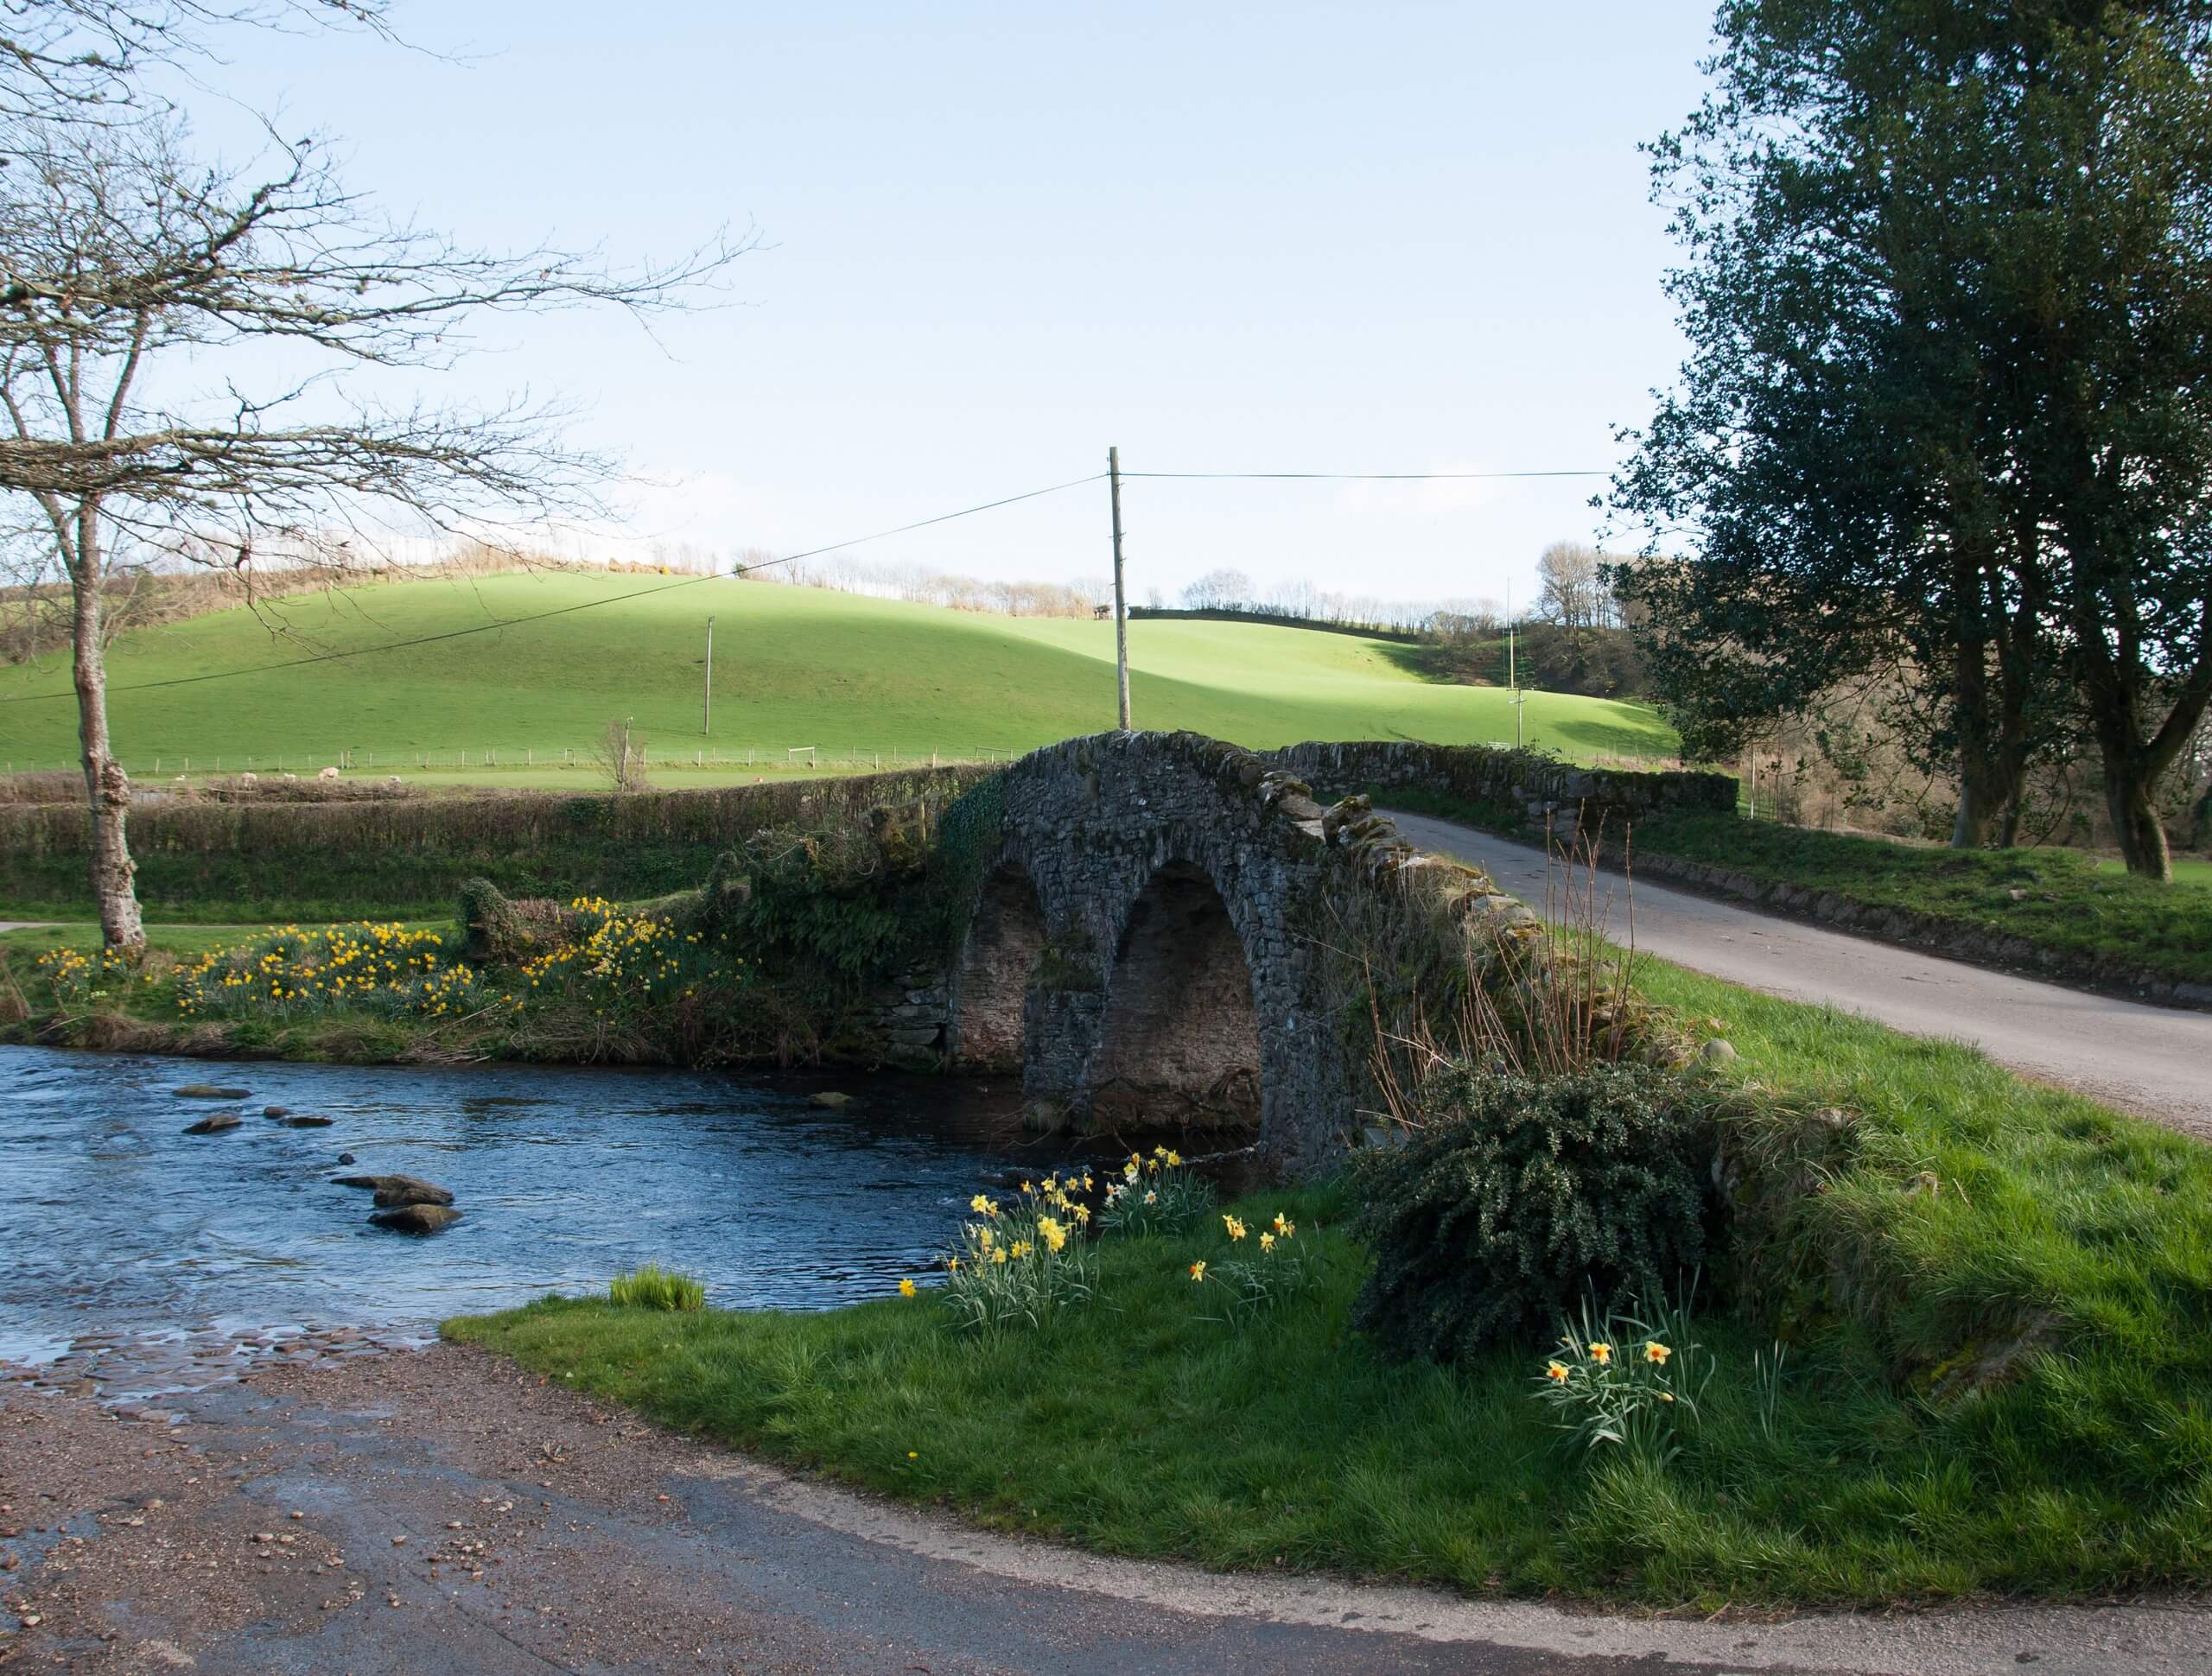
left=1165, top=1150, right=1182, bottom=1167
left=1588, top=1342, right=1612, bottom=1365
left=1224, top=1214, right=1248, bottom=1241
left=1547, top=1361, right=1570, bottom=1382
left=1188, top=1260, right=1206, bottom=1281
left=1038, top=1216, right=1068, bottom=1253
left=1644, top=1341, right=1671, bottom=1366
left=1258, top=1232, right=1275, bottom=1253
left=898, top=1278, right=917, bottom=1298
left=991, top=1246, right=1008, bottom=1266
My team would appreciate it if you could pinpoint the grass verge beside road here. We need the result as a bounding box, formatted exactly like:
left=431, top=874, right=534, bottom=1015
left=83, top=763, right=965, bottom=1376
left=451, top=949, right=2212, bottom=1608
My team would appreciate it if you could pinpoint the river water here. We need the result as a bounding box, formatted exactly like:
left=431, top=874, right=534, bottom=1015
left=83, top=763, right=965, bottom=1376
left=0, top=1044, right=1054, bottom=1370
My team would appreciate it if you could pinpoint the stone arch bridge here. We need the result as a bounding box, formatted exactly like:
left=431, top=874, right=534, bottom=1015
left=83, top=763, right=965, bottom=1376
left=939, top=730, right=1441, bottom=1178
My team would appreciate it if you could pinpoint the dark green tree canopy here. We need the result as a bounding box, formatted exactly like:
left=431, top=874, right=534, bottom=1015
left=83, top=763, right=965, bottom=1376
left=1613, top=0, right=2212, bottom=874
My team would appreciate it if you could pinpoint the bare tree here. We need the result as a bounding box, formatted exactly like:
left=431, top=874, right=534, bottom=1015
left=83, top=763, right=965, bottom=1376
left=0, top=115, right=746, bottom=950
left=1535, top=541, right=1618, bottom=632
left=1, top=1, right=390, bottom=122
left=1180, top=568, right=1254, bottom=611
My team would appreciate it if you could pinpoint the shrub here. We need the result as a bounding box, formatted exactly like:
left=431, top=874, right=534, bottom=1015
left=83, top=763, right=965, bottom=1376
left=1351, top=1062, right=1713, bottom=1363
left=608, top=1265, right=706, bottom=1311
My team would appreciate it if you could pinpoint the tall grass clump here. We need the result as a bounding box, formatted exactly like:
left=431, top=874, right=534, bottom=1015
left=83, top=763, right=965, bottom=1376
left=608, top=1265, right=706, bottom=1311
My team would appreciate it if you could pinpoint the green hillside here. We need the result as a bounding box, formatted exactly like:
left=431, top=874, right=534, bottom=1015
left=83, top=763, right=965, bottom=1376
left=0, top=574, right=1676, bottom=774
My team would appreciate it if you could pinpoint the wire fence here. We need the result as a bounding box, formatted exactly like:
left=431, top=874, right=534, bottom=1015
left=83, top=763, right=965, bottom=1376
left=0, top=743, right=1027, bottom=779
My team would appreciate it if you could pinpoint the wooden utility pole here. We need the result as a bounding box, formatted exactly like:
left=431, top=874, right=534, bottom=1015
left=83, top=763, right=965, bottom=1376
left=1506, top=582, right=1523, bottom=750
left=703, top=616, right=715, bottom=735
left=1109, top=446, right=1131, bottom=729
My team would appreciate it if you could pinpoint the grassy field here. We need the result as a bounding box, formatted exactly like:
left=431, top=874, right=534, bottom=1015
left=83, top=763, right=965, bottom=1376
left=0, top=574, right=1676, bottom=775
left=452, top=946, right=2212, bottom=1607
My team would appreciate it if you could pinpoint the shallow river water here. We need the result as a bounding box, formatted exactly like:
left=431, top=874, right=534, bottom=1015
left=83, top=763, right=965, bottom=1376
left=0, top=1044, right=1052, bottom=1369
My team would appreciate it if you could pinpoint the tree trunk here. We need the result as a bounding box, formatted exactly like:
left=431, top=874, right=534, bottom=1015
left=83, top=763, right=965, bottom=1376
left=2101, top=753, right=2173, bottom=881
left=70, top=505, right=145, bottom=955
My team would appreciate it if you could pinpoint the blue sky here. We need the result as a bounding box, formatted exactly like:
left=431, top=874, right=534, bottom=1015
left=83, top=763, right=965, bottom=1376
left=205, top=2, right=1716, bottom=606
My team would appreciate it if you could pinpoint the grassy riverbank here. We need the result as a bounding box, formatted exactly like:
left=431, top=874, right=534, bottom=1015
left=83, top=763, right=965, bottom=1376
left=451, top=950, right=2212, bottom=1608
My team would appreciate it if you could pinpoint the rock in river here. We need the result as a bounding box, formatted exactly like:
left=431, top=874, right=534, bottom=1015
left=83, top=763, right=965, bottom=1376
left=810, top=1091, right=853, bottom=1108
left=332, top=1173, right=454, bottom=1208
left=176, top=1084, right=250, bottom=1100
left=369, top=1203, right=461, bottom=1235
left=282, top=1114, right=335, bottom=1127
left=182, top=1112, right=242, bottom=1134
left=263, top=1106, right=290, bottom=1119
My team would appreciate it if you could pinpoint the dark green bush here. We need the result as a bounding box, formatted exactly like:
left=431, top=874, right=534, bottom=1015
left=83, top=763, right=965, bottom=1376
left=1351, top=1062, right=1713, bottom=1362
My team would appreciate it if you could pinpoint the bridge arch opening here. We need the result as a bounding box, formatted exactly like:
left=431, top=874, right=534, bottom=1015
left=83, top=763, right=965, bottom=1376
left=1087, top=860, right=1262, bottom=1130
left=950, top=862, right=1048, bottom=1073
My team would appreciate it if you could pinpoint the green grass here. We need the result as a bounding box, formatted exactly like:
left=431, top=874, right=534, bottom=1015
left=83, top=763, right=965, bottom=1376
left=1630, top=812, right=2212, bottom=987
left=452, top=951, right=2212, bottom=1606
left=0, top=574, right=1675, bottom=772
left=0, top=922, right=257, bottom=958
left=2102, top=854, right=2212, bottom=887
left=607, top=1265, right=707, bottom=1312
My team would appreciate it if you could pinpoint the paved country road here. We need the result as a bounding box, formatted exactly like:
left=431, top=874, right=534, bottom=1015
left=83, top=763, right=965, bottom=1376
left=1388, top=811, right=2212, bottom=1143
left=3, top=1344, right=2206, bottom=1676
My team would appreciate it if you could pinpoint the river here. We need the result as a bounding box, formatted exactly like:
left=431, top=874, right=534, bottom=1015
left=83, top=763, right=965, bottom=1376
left=0, top=1044, right=1058, bottom=1372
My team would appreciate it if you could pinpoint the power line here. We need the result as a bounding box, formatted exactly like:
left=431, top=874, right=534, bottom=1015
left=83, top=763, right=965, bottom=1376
left=1119, top=469, right=1608, bottom=480
left=0, top=472, right=1109, bottom=707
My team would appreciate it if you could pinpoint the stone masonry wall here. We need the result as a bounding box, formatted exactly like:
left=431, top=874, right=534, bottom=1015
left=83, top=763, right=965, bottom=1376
left=1261, top=740, right=1736, bottom=839
left=972, top=732, right=1361, bottom=1175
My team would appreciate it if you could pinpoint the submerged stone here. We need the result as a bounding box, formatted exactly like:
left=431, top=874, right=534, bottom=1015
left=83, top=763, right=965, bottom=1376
left=369, top=1203, right=461, bottom=1235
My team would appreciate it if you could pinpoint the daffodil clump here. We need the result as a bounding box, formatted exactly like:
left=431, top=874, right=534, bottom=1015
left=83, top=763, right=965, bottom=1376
left=1187, top=1206, right=1324, bottom=1327
left=1096, top=1146, right=1216, bottom=1236
left=174, top=923, right=514, bottom=1023
left=934, top=1171, right=1099, bottom=1333
left=516, top=898, right=742, bottom=1019
left=1532, top=1289, right=1711, bottom=1467
left=32, top=945, right=151, bottom=1010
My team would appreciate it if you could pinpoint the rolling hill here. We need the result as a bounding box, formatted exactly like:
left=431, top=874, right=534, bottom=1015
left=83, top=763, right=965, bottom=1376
left=0, top=573, right=1678, bottom=777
